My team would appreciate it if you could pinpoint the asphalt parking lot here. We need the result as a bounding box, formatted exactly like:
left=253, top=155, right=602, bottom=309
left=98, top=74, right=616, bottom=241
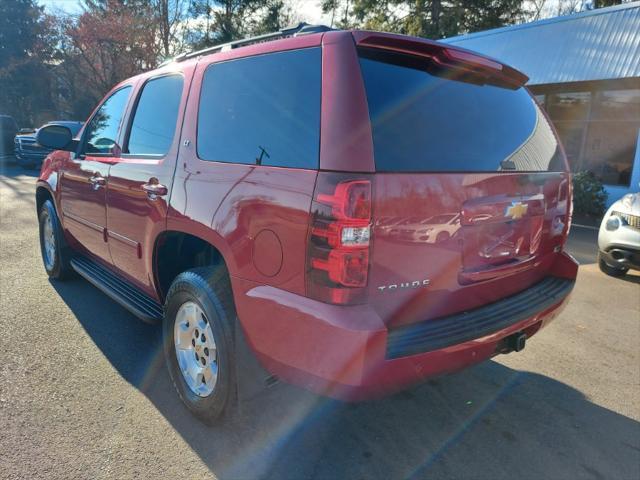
left=1, top=163, right=639, bottom=480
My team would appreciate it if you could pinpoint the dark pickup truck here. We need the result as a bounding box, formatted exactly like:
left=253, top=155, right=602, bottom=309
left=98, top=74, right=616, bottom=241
left=15, top=121, right=82, bottom=169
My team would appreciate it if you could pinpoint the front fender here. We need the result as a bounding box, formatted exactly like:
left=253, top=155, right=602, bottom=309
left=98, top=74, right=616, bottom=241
left=36, top=150, right=69, bottom=216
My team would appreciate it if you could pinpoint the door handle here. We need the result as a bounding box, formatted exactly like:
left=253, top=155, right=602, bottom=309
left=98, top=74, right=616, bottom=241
left=142, top=181, right=168, bottom=199
left=89, top=175, right=106, bottom=190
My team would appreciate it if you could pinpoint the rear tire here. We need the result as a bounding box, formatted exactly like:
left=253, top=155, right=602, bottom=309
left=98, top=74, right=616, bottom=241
left=598, top=252, right=628, bottom=277
left=38, top=199, right=73, bottom=280
left=163, top=266, right=236, bottom=424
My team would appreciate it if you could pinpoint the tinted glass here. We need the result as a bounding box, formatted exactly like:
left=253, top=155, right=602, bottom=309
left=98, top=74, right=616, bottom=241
left=553, top=122, right=584, bottom=171
left=583, top=121, right=639, bottom=186
left=84, top=87, right=131, bottom=155
left=547, top=92, right=591, bottom=121
left=359, top=51, right=564, bottom=172
left=592, top=89, right=640, bottom=121
left=128, top=75, right=184, bottom=155
left=198, top=48, right=321, bottom=168
left=540, top=86, right=640, bottom=186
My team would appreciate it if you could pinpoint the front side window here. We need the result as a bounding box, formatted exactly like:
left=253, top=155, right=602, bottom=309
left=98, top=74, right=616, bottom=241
left=197, top=48, right=321, bottom=169
left=83, top=86, right=131, bottom=155
left=127, top=75, right=184, bottom=156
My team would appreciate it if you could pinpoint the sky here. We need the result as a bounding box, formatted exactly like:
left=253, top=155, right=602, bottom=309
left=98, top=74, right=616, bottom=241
left=38, top=0, right=593, bottom=34
left=39, top=0, right=331, bottom=24
left=40, top=0, right=82, bottom=14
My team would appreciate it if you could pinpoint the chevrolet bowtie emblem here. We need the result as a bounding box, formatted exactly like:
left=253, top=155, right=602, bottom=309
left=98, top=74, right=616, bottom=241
left=505, top=201, right=528, bottom=220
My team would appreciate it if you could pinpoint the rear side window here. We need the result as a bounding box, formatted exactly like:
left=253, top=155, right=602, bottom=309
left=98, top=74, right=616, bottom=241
left=127, top=75, right=184, bottom=156
left=359, top=49, right=564, bottom=172
left=197, top=48, right=321, bottom=169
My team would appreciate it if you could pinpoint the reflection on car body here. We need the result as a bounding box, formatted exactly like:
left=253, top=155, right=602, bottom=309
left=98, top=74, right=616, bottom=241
left=386, top=213, right=461, bottom=244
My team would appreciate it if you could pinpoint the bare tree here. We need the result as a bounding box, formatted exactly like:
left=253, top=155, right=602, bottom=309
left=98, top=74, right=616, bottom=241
left=66, top=1, right=159, bottom=100
left=527, top=0, right=549, bottom=20
left=556, top=0, right=584, bottom=15
left=154, top=0, right=189, bottom=59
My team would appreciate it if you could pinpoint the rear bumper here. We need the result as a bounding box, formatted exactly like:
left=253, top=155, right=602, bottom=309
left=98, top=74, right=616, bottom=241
left=233, top=252, right=578, bottom=401
left=386, top=276, right=573, bottom=359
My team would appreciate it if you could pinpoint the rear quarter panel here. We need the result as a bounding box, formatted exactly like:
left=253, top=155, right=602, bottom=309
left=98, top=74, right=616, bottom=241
left=168, top=35, right=325, bottom=296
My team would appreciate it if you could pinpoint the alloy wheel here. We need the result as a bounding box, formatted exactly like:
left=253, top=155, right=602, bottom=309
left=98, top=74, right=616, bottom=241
left=42, top=213, right=56, bottom=270
left=174, top=301, right=218, bottom=397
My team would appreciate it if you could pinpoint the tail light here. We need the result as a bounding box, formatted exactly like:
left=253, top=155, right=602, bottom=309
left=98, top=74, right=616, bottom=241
left=566, top=177, right=573, bottom=235
left=306, top=173, right=372, bottom=305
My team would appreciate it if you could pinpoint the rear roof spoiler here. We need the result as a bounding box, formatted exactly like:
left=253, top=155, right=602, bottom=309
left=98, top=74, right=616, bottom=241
left=352, top=31, right=529, bottom=89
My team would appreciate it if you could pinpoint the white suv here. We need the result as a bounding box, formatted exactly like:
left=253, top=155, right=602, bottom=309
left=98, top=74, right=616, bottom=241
left=598, top=192, right=640, bottom=276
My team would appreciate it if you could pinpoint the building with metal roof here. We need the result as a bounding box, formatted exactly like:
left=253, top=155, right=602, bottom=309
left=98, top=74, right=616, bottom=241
left=445, top=2, right=640, bottom=205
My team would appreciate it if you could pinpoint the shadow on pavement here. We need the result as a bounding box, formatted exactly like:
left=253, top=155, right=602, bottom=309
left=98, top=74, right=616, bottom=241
left=0, top=163, right=40, bottom=210
left=613, top=269, right=640, bottom=285
left=566, top=226, right=640, bottom=284
left=50, top=277, right=640, bottom=480
left=0, top=160, right=39, bottom=178
left=565, top=225, right=598, bottom=266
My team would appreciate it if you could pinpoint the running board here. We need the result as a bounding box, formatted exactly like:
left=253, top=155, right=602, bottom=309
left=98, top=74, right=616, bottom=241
left=70, top=256, right=163, bottom=324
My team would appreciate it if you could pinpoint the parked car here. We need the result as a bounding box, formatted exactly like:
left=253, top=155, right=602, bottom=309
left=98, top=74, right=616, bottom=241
left=34, top=24, right=578, bottom=424
left=598, top=192, right=640, bottom=276
left=387, top=213, right=461, bottom=244
left=0, top=114, right=18, bottom=159
left=15, top=121, right=83, bottom=169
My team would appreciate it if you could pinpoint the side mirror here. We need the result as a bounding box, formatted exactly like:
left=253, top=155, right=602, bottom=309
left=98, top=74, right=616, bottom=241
left=36, top=125, right=75, bottom=151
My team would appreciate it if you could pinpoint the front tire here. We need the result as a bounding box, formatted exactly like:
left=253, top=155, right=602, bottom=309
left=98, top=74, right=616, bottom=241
left=163, top=266, right=236, bottom=424
left=598, top=252, right=628, bottom=277
left=38, top=199, right=73, bottom=280
left=435, top=231, right=450, bottom=243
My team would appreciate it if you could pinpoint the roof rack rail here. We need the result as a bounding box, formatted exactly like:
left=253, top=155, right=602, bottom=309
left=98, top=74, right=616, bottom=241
left=163, top=22, right=332, bottom=65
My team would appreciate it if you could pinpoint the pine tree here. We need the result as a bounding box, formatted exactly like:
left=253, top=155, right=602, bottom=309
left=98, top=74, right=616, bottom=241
left=0, top=0, right=56, bottom=126
left=323, top=0, right=527, bottom=39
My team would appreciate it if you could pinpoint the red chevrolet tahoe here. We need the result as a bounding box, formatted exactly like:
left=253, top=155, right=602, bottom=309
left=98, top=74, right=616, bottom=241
left=35, top=24, right=578, bottom=423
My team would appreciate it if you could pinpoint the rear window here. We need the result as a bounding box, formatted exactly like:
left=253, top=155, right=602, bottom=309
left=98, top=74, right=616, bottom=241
left=197, top=48, right=321, bottom=169
left=359, top=49, right=564, bottom=172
